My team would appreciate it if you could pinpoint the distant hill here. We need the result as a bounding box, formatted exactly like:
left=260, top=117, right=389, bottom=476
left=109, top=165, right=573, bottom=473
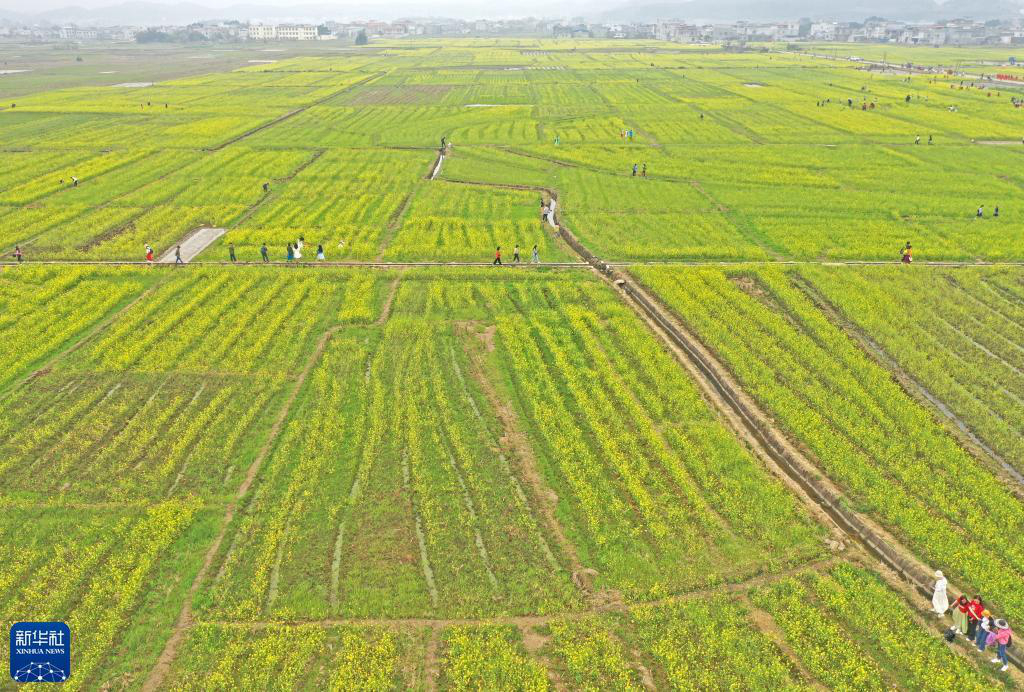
left=601, top=0, right=1024, bottom=22
left=0, top=0, right=594, bottom=26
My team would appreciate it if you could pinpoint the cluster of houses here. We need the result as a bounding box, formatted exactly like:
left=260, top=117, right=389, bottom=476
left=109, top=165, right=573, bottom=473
left=653, top=18, right=1024, bottom=46
left=1, top=16, right=1022, bottom=47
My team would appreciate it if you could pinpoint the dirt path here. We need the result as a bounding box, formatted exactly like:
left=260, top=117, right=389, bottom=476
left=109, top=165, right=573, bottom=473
left=741, top=594, right=827, bottom=689
left=142, top=322, right=347, bottom=691
left=374, top=193, right=414, bottom=261
left=377, top=276, right=401, bottom=325
left=455, top=326, right=579, bottom=580
left=9, top=258, right=1024, bottom=269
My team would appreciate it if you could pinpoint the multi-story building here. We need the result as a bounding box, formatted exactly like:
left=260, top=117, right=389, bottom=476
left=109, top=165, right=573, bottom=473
left=246, top=23, right=318, bottom=40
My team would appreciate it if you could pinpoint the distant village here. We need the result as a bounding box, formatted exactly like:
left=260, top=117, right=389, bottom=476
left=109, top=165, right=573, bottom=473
left=1, top=16, right=1023, bottom=47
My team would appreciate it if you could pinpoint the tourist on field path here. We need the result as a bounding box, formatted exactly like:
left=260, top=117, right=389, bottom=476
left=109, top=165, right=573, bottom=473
left=987, top=620, right=1013, bottom=671
left=928, top=134, right=933, bottom=144
left=493, top=246, right=502, bottom=266
left=145, top=244, right=154, bottom=263
left=531, top=245, right=539, bottom=264
left=174, top=245, right=183, bottom=265
left=967, top=596, right=985, bottom=640
left=994, top=206, right=999, bottom=218
left=977, top=609, right=994, bottom=651
left=642, top=162, right=647, bottom=177
left=229, top=243, right=236, bottom=262
left=71, top=176, right=78, bottom=187
left=297, top=237, right=304, bottom=254
left=513, top=244, right=520, bottom=263
left=901, top=242, right=913, bottom=264
left=915, top=135, right=921, bottom=144
left=293, top=241, right=302, bottom=260
left=932, top=570, right=949, bottom=616
left=951, top=595, right=970, bottom=635
left=13, top=246, right=23, bottom=263
left=286, top=244, right=294, bottom=262
left=977, top=205, right=984, bottom=218
left=262, top=182, right=270, bottom=193
left=632, top=163, right=638, bottom=176
left=260, top=243, right=269, bottom=263
left=316, top=244, right=325, bottom=260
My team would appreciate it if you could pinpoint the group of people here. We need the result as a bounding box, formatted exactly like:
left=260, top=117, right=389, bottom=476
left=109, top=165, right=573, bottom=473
left=492, top=244, right=540, bottom=265
left=977, top=205, right=1000, bottom=218
left=144, top=237, right=329, bottom=264
left=276, top=237, right=326, bottom=262
left=631, top=162, right=647, bottom=177
left=933, top=571, right=1014, bottom=671
left=620, top=129, right=635, bottom=141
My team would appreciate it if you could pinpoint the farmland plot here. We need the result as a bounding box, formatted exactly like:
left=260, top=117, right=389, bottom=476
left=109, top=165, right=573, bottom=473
left=799, top=265, right=1024, bottom=472
left=634, top=264, right=1024, bottom=628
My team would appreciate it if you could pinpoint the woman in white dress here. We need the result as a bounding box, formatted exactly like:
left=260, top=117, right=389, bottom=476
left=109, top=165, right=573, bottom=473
left=932, top=570, right=949, bottom=616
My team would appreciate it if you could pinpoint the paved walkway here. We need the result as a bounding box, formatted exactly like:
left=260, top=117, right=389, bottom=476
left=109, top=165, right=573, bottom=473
left=158, top=228, right=226, bottom=264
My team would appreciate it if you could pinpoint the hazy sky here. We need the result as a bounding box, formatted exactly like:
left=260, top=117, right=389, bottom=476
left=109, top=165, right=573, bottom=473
left=0, top=0, right=600, bottom=14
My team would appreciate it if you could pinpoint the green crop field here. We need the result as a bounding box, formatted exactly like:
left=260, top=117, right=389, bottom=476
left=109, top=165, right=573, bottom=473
left=1, top=38, right=1023, bottom=689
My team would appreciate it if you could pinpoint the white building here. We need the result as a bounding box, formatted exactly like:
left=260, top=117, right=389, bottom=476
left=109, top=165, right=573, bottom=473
left=247, top=23, right=318, bottom=40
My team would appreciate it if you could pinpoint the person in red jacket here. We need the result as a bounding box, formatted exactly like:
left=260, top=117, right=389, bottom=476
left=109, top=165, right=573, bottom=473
left=493, top=246, right=502, bottom=266
left=966, top=596, right=985, bottom=640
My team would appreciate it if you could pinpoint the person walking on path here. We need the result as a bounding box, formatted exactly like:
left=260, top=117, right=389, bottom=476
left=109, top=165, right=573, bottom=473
left=316, top=244, right=325, bottom=260
left=262, top=182, right=270, bottom=193
left=976, top=609, right=994, bottom=652
left=493, top=246, right=502, bottom=266
left=229, top=243, right=236, bottom=262
left=642, top=163, right=647, bottom=177
left=286, top=244, right=294, bottom=262
left=531, top=245, right=539, bottom=263
left=13, top=246, right=23, bottom=263
left=977, top=205, right=984, bottom=218
left=951, top=595, right=970, bottom=635
left=994, top=206, right=999, bottom=217
left=987, top=620, right=1013, bottom=671
left=901, top=242, right=913, bottom=264
left=513, top=244, right=520, bottom=263
left=71, top=176, right=78, bottom=187
left=932, top=570, right=949, bottom=616
left=174, top=245, right=183, bottom=265
left=145, top=244, right=154, bottom=264
left=967, top=596, right=985, bottom=640
left=915, top=135, right=921, bottom=144
left=260, top=243, right=269, bottom=263
left=928, top=134, right=933, bottom=144
left=293, top=241, right=302, bottom=260
left=632, top=163, right=638, bottom=177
